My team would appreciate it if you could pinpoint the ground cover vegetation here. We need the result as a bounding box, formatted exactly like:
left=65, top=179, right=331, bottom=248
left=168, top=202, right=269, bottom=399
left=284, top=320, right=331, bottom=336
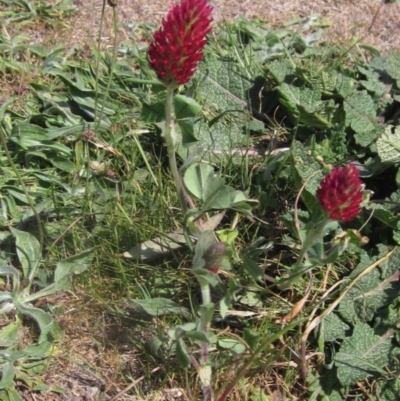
left=1, top=0, right=400, bottom=400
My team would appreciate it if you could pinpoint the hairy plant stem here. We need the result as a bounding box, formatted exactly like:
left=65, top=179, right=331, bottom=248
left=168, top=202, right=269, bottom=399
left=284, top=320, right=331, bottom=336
left=295, top=218, right=329, bottom=268
left=199, top=283, right=213, bottom=401
left=165, top=86, right=188, bottom=214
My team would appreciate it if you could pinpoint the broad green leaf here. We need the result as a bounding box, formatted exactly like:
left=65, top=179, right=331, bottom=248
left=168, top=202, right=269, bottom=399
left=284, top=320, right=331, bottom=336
left=180, top=55, right=260, bottom=161
left=184, top=330, right=213, bottom=343
left=0, top=323, right=19, bottom=348
left=321, top=313, right=350, bottom=342
left=192, top=268, right=220, bottom=287
left=0, top=388, right=23, bottom=401
left=177, top=119, right=198, bottom=148
left=307, top=371, right=343, bottom=401
left=291, top=141, right=323, bottom=215
left=377, top=125, right=400, bottom=164
left=174, top=95, right=201, bottom=119
left=278, top=84, right=334, bottom=127
left=338, top=250, right=398, bottom=323
left=202, top=177, right=236, bottom=210
left=219, top=295, right=231, bottom=319
left=0, top=97, right=15, bottom=121
left=178, top=323, right=197, bottom=332
left=218, top=338, right=246, bottom=355
left=140, top=101, right=165, bottom=123
left=128, top=298, right=190, bottom=318
left=216, top=229, right=238, bottom=245
left=334, top=323, right=392, bottom=386
left=344, top=90, right=376, bottom=134
left=376, top=378, right=400, bottom=401
left=54, top=248, right=94, bottom=290
left=10, top=228, right=41, bottom=279
left=17, top=304, right=62, bottom=343
left=48, top=156, right=75, bottom=173
left=23, top=341, right=53, bottom=359
left=176, top=339, right=191, bottom=367
left=243, top=328, right=260, bottom=349
left=268, top=59, right=295, bottom=84
left=0, top=362, right=15, bottom=390
left=183, top=163, right=214, bottom=200
left=241, top=254, right=263, bottom=281
left=370, top=50, right=400, bottom=82
left=192, top=230, right=216, bottom=272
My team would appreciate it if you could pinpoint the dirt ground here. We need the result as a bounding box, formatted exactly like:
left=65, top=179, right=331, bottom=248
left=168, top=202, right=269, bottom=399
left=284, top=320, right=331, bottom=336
left=63, top=0, right=400, bottom=53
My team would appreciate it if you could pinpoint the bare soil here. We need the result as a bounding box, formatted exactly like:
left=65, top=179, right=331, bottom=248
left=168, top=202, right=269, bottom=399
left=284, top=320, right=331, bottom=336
left=65, top=0, right=400, bottom=52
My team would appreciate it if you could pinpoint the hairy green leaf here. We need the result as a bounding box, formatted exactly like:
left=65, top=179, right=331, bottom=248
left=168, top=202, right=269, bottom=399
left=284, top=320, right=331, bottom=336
left=334, top=323, right=393, bottom=386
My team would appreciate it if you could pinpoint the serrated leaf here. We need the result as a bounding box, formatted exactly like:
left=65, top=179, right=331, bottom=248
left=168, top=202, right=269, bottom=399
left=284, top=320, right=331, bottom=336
left=377, top=125, right=400, bottom=164
left=307, top=371, right=344, bottom=401
left=370, top=50, right=400, bottom=82
left=128, top=298, right=190, bottom=318
left=180, top=54, right=257, bottom=161
left=376, top=378, right=400, bottom=401
left=344, top=90, right=376, bottom=134
left=338, top=268, right=395, bottom=323
left=334, top=323, right=392, bottom=386
left=10, top=228, right=41, bottom=279
left=321, top=313, right=350, bottom=342
left=291, top=141, right=323, bottom=214
left=278, top=83, right=334, bottom=127
left=335, top=73, right=354, bottom=98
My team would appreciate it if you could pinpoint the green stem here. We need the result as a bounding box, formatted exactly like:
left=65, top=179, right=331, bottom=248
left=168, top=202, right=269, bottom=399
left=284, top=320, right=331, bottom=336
left=164, top=86, right=188, bottom=215
left=199, top=283, right=213, bottom=401
left=295, top=218, right=329, bottom=269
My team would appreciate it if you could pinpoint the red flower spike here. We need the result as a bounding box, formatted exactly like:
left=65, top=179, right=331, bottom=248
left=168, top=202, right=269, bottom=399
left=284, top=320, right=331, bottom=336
left=316, top=164, right=363, bottom=222
left=148, top=0, right=213, bottom=87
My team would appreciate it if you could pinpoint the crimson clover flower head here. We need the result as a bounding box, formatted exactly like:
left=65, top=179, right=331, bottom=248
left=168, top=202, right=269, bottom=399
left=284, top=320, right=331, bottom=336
left=148, top=0, right=213, bottom=87
left=316, top=163, right=363, bottom=222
